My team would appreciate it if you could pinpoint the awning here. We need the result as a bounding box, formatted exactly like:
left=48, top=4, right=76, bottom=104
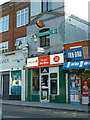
left=62, top=60, right=90, bottom=70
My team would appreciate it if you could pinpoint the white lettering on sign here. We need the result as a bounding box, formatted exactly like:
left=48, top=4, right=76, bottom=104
left=71, top=62, right=79, bottom=66
left=67, top=62, right=71, bottom=68
left=68, top=51, right=82, bottom=58
left=84, top=61, right=90, bottom=65
left=79, top=61, right=84, bottom=67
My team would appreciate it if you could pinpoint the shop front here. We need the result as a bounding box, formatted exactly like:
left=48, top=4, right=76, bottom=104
left=0, top=50, right=27, bottom=101
left=63, top=60, right=90, bottom=104
left=27, top=53, right=66, bottom=103
left=62, top=40, right=90, bottom=104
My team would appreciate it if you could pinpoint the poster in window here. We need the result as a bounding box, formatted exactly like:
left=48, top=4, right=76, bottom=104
left=11, top=71, right=21, bottom=95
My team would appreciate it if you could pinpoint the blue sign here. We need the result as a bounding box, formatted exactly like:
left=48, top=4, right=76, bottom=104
left=65, top=48, right=84, bottom=61
left=62, top=60, right=90, bottom=70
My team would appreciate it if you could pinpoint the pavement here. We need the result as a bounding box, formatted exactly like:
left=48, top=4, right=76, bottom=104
left=2, top=100, right=89, bottom=112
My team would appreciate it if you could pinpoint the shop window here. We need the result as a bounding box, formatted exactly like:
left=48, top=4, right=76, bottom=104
left=39, top=28, right=50, bottom=47
left=32, top=68, right=39, bottom=94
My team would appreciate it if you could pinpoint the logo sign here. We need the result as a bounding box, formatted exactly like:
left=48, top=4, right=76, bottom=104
left=27, top=57, right=38, bottom=68
left=37, top=47, right=44, bottom=53
left=53, top=56, right=60, bottom=62
left=50, top=53, right=64, bottom=65
left=65, top=48, right=84, bottom=61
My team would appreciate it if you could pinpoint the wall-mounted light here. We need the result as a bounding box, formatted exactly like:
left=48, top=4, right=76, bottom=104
left=36, top=21, right=45, bottom=28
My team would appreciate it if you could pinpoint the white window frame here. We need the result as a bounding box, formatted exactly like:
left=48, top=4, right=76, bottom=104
left=0, top=41, right=8, bottom=53
left=16, top=7, right=29, bottom=27
left=15, top=37, right=27, bottom=50
left=0, top=15, right=9, bottom=33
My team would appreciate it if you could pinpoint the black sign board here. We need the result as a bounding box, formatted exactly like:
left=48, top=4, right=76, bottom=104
left=50, top=73, right=57, bottom=78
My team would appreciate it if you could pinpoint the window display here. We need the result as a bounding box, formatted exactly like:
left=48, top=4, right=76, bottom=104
left=69, top=73, right=81, bottom=104
left=32, top=68, right=39, bottom=94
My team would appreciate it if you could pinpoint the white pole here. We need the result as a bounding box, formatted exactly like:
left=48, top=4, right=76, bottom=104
left=21, top=69, right=25, bottom=101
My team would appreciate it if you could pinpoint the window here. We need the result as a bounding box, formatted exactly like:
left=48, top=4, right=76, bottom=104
left=42, top=0, right=52, bottom=12
left=15, top=37, right=27, bottom=50
left=0, top=15, right=9, bottom=33
left=0, top=41, right=8, bottom=53
left=16, top=7, right=29, bottom=27
left=40, top=28, right=50, bottom=47
left=32, top=68, right=39, bottom=94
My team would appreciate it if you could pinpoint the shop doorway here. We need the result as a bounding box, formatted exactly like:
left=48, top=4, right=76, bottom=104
left=2, top=74, right=9, bottom=100
left=40, top=74, right=49, bottom=102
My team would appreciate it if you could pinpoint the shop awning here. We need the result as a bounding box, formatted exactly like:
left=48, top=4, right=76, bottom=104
left=62, top=60, right=90, bottom=70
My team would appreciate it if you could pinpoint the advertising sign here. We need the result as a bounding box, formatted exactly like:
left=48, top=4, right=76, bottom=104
left=70, top=87, right=80, bottom=104
left=50, top=53, right=64, bottom=65
left=65, top=48, right=84, bottom=61
left=65, top=47, right=90, bottom=61
left=27, top=57, right=38, bottom=68
left=62, top=60, right=90, bottom=70
left=38, top=56, right=50, bottom=67
left=27, top=53, right=64, bottom=68
left=82, top=80, right=89, bottom=96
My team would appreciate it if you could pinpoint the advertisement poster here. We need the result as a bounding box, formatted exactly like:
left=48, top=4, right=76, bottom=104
left=11, top=71, right=21, bottom=95
left=70, top=87, right=80, bottom=104
left=82, top=80, right=89, bottom=95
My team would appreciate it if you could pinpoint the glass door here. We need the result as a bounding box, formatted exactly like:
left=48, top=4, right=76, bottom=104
left=40, top=74, right=49, bottom=102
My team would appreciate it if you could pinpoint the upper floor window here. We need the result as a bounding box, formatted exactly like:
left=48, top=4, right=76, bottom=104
left=15, top=37, right=27, bottom=50
left=42, top=0, right=52, bottom=12
left=0, top=41, right=8, bottom=53
left=40, top=28, right=50, bottom=47
left=0, top=15, right=9, bottom=33
left=16, top=7, right=29, bottom=27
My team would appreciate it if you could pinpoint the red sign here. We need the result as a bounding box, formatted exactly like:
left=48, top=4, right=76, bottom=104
left=53, top=56, right=60, bottom=62
left=27, top=53, right=64, bottom=68
left=38, top=56, right=50, bottom=67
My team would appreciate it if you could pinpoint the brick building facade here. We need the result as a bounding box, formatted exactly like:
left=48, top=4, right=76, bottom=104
left=0, top=1, right=30, bottom=101
left=0, top=1, right=30, bottom=52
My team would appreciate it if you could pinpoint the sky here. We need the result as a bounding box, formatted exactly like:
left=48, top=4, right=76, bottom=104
left=0, top=0, right=89, bottom=21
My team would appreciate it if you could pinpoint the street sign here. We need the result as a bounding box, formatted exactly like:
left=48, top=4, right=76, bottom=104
left=35, top=29, right=57, bottom=38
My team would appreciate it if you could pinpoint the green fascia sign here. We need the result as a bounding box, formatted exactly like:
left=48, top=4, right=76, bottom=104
left=35, top=29, right=57, bottom=38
